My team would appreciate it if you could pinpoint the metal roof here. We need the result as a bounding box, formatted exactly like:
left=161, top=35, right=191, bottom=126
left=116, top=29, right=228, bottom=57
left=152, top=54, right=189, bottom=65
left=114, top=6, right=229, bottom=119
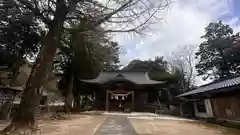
left=178, top=77, right=240, bottom=97
left=80, top=72, right=164, bottom=85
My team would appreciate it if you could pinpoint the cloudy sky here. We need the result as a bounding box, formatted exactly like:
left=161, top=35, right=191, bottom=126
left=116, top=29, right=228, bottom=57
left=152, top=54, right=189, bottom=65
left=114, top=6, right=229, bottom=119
left=113, top=0, right=240, bottom=85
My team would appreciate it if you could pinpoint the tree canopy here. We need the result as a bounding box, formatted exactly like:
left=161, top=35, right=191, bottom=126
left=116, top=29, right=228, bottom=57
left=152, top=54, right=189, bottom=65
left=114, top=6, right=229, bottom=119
left=0, top=1, right=42, bottom=83
left=122, top=57, right=175, bottom=81
left=195, top=21, right=240, bottom=81
left=54, top=21, right=121, bottom=112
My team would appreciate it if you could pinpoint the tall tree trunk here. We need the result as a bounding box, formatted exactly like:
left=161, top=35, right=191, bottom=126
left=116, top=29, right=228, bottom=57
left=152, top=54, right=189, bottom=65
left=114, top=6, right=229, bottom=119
left=1, top=28, right=59, bottom=134
left=2, top=0, right=69, bottom=133
left=64, top=73, right=74, bottom=113
left=64, top=96, right=70, bottom=113
left=74, top=94, right=81, bottom=110
left=72, top=76, right=80, bottom=111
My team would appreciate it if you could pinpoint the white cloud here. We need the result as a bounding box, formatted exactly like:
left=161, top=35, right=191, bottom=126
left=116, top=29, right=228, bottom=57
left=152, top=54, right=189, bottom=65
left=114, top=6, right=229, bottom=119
left=113, top=0, right=239, bottom=85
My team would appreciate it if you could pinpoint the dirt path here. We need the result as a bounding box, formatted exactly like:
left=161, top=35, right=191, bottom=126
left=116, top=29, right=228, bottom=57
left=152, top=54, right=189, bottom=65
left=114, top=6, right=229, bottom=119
left=130, top=118, right=240, bottom=135
left=0, top=114, right=106, bottom=135
left=1, top=113, right=240, bottom=135
left=38, top=115, right=106, bottom=135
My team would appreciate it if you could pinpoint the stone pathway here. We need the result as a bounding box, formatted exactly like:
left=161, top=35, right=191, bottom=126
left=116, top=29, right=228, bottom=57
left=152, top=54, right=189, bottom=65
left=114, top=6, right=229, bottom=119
left=94, top=116, right=138, bottom=135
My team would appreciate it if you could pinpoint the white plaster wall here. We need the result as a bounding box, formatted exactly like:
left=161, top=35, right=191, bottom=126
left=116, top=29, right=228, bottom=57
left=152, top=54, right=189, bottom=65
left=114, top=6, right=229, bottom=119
left=204, top=99, right=213, bottom=117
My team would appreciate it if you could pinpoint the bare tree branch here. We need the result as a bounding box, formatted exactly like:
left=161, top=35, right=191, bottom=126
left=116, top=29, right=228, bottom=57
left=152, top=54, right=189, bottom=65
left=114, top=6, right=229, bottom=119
left=168, top=45, right=197, bottom=91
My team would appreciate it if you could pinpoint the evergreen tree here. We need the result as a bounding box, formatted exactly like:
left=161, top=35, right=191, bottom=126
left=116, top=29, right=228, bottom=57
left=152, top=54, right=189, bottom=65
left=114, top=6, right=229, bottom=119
left=195, top=21, right=240, bottom=80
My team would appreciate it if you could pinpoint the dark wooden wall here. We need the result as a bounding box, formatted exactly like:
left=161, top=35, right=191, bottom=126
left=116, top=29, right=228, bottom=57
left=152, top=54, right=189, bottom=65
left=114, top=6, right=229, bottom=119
left=93, top=90, right=106, bottom=110
left=211, top=94, right=240, bottom=120
left=134, top=91, right=148, bottom=112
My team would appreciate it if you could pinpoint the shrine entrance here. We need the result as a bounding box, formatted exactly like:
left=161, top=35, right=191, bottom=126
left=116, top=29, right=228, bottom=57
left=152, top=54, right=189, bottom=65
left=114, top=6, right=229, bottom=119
left=106, top=90, right=134, bottom=112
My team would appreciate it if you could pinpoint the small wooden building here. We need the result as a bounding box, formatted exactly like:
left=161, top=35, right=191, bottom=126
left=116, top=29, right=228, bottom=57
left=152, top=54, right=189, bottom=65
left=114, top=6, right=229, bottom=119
left=80, top=72, right=164, bottom=112
left=178, top=77, right=240, bottom=121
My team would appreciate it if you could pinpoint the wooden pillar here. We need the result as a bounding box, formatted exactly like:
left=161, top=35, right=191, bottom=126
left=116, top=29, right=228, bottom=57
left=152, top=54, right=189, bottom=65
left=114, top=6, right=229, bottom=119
left=132, top=91, right=134, bottom=112
left=180, top=103, right=184, bottom=116
left=106, top=90, right=109, bottom=111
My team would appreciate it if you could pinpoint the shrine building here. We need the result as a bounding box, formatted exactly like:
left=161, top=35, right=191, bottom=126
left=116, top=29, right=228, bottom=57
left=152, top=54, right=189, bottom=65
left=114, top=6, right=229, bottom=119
left=80, top=72, right=164, bottom=112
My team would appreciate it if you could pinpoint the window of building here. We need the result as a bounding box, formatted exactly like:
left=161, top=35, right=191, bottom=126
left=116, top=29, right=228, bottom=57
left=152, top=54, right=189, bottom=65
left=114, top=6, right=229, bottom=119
left=196, top=100, right=206, bottom=113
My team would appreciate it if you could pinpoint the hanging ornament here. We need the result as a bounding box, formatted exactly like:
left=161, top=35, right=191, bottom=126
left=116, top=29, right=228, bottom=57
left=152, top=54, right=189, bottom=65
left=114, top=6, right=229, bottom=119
left=111, top=95, right=114, bottom=99
left=119, top=104, right=122, bottom=107
left=122, top=96, right=124, bottom=100
left=116, top=96, right=119, bottom=100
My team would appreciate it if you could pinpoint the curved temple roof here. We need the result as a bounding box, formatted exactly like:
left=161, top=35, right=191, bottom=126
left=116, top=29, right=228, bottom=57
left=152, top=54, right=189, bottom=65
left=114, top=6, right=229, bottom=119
left=80, top=72, right=165, bottom=85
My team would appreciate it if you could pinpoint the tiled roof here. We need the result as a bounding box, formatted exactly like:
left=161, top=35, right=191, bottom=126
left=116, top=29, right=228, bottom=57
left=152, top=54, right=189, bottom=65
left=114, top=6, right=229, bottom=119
left=178, top=77, right=240, bottom=97
left=80, top=72, right=164, bottom=85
